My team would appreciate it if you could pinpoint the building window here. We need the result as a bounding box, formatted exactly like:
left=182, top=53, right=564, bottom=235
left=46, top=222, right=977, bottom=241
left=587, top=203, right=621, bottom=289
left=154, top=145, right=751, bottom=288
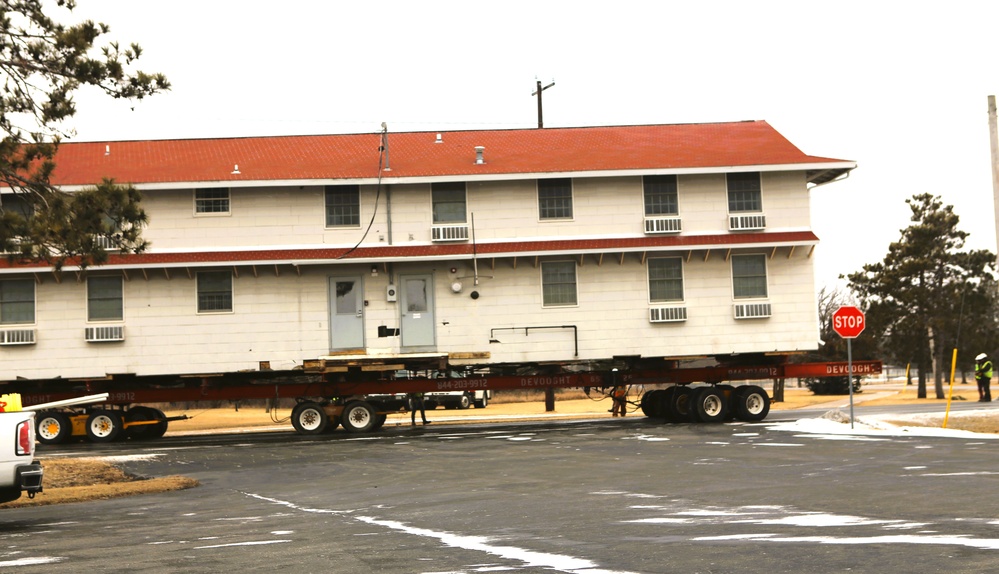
left=325, top=185, right=360, bottom=227
left=727, top=172, right=762, bottom=212
left=432, top=182, right=467, bottom=223
left=648, top=257, right=684, bottom=302
left=732, top=254, right=768, bottom=299
left=0, top=279, right=34, bottom=324
left=538, top=178, right=573, bottom=220
left=195, top=188, right=230, bottom=214
left=197, top=271, right=233, bottom=313
left=87, top=276, right=123, bottom=321
left=0, top=193, right=33, bottom=217
left=541, top=261, right=577, bottom=307
left=644, top=175, right=678, bottom=216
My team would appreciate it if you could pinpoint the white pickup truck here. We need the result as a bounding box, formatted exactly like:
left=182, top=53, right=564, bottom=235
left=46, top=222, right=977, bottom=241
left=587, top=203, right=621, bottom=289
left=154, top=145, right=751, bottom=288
left=0, top=410, right=43, bottom=504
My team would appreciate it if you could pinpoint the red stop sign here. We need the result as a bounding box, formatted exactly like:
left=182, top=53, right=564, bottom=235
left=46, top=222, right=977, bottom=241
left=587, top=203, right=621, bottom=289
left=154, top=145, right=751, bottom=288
left=832, top=306, right=865, bottom=339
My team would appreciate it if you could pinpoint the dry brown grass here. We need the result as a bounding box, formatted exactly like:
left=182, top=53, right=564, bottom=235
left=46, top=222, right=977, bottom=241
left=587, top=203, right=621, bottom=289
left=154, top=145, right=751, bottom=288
left=0, top=458, right=198, bottom=509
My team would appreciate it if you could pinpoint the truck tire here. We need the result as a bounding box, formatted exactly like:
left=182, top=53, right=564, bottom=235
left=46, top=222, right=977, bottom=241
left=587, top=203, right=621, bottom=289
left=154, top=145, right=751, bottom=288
left=125, top=407, right=169, bottom=440
left=291, top=402, right=328, bottom=435
left=691, top=387, right=727, bottom=423
left=36, top=412, right=73, bottom=445
left=370, top=413, right=388, bottom=430
left=734, top=386, right=771, bottom=421
left=458, top=393, right=471, bottom=409
left=0, top=487, right=21, bottom=504
left=341, top=401, right=376, bottom=433
left=666, top=386, right=693, bottom=422
left=474, top=394, right=489, bottom=408
left=86, top=410, right=123, bottom=442
left=424, top=400, right=439, bottom=410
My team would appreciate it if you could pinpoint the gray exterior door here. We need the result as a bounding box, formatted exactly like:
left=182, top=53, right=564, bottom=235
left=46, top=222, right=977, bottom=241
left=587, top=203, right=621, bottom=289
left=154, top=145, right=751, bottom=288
left=329, top=276, right=364, bottom=350
left=400, top=274, right=435, bottom=348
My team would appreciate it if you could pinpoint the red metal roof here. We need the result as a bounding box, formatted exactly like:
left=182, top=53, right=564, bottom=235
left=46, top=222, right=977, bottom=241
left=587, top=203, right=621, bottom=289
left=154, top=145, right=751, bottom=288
left=0, top=232, right=818, bottom=271
left=46, top=122, right=851, bottom=186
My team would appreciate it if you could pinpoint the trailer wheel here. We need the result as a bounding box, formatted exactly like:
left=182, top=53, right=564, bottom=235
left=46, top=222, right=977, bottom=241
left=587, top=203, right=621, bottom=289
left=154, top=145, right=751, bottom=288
left=371, top=413, right=388, bottom=430
left=291, top=402, right=329, bottom=435
left=341, top=401, right=376, bottom=433
left=734, top=386, right=771, bottom=421
left=692, top=387, right=727, bottom=423
left=640, top=390, right=656, bottom=417
left=36, top=412, right=73, bottom=445
left=474, top=394, right=489, bottom=408
left=125, top=407, right=168, bottom=440
left=86, top=410, right=124, bottom=442
left=666, top=386, right=693, bottom=422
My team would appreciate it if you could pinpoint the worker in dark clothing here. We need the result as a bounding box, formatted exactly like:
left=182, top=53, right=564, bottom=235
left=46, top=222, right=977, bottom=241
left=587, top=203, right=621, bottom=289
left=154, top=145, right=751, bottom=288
left=409, top=392, right=430, bottom=425
left=975, top=353, right=993, bottom=402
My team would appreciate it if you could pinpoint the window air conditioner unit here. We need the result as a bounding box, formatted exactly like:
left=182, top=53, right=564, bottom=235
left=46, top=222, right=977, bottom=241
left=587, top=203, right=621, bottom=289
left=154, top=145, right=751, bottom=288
left=644, top=216, right=682, bottom=234
left=85, top=325, right=124, bottom=342
left=431, top=224, right=470, bottom=242
left=649, top=306, right=687, bottom=323
left=729, top=214, right=766, bottom=231
left=0, top=329, right=35, bottom=345
left=733, top=303, right=772, bottom=319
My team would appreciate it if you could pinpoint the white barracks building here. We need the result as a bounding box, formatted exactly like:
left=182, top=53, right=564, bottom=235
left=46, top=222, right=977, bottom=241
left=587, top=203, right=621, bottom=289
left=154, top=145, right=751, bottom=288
left=0, top=122, right=854, bottom=382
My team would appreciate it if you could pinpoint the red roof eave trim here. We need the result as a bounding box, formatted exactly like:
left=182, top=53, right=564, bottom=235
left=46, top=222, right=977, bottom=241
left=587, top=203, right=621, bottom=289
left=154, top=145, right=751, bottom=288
left=0, top=232, right=819, bottom=273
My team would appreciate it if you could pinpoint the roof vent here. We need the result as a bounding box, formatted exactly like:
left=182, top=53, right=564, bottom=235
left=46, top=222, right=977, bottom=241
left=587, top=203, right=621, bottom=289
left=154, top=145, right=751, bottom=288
left=231, top=164, right=241, bottom=174
left=475, top=146, right=485, bottom=165
left=435, top=133, right=443, bottom=144
left=105, top=145, right=110, bottom=156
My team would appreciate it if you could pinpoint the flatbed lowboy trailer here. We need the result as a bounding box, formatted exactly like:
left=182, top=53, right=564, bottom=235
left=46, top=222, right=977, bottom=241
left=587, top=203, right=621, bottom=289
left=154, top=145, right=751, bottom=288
left=4, top=355, right=882, bottom=444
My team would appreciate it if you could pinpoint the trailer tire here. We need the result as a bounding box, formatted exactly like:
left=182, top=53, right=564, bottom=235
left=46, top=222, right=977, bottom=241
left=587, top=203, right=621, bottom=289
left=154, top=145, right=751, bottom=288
left=36, top=412, right=73, bottom=445
left=640, top=390, right=656, bottom=417
left=341, top=401, right=376, bottom=433
left=291, top=402, right=329, bottom=435
left=666, top=386, right=693, bottom=422
left=86, top=410, right=123, bottom=442
left=734, top=386, right=771, bottom=421
left=692, top=387, right=727, bottom=423
left=371, top=413, right=388, bottom=430
left=125, top=407, right=168, bottom=440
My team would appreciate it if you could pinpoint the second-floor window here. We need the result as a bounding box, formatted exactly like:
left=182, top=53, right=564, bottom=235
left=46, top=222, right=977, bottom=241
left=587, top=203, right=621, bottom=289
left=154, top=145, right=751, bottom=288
left=538, top=178, right=573, bottom=220
left=0, top=279, right=34, bottom=324
left=87, top=276, right=123, bottom=321
left=727, top=172, right=762, bottom=213
left=195, top=188, right=231, bottom=214
left=432, top=182, right=467, bottom=223
left=197, top=271, right=233, bottom=313
left=325, top=185, right=360, bottom=227
left=541, top=261, right=577, bottom=307
left=644, top=175, right=678, bottom=216
left=0, top=193, right=33, bottom=217
left=648, top=257, right=684, bottom=302
left=732, top=254, right=768, bottom=299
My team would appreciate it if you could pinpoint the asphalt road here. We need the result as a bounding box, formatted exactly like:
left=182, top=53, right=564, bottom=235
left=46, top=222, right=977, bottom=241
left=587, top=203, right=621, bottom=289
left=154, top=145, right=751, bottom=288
left=2, top=407, right=998, bottom=573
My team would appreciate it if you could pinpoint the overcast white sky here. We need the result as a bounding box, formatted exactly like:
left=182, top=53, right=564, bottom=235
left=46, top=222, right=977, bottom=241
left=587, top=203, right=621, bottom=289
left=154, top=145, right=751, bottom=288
left=61, top=1, right=999, bottom=293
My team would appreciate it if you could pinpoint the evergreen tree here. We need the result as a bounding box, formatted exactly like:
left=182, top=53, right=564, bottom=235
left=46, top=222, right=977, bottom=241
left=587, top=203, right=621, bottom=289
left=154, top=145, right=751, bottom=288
left=0, top=1, right=168, bottom=268
left=846, top=193, right=998, bottom=398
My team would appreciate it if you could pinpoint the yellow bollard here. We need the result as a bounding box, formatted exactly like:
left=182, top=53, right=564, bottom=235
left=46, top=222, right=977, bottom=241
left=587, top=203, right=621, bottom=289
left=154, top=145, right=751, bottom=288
left=0, top=393, right=22, bottom=413
left=943, top=349, right=957, bottom=428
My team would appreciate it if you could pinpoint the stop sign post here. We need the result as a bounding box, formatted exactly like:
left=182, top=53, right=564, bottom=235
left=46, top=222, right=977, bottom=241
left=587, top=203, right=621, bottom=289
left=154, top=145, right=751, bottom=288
left=832, top=305, right=866, bottom=428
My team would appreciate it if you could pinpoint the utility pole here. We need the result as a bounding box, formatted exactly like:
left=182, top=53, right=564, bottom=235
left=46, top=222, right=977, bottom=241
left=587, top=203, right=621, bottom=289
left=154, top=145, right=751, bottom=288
left=989, top=96, right=999, bottom=266
left=532, top=80, right=554, bottom=128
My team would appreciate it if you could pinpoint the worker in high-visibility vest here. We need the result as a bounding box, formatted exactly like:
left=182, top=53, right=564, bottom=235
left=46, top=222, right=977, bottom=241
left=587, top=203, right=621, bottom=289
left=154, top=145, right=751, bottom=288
left=975, top=353, right=993, bottom=402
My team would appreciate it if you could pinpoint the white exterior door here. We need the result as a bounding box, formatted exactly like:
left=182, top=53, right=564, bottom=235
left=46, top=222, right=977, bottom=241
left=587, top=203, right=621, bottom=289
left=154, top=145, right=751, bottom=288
left=329, top=276, right=364, bottom=350
left=400, top=274, right=435, bottom=348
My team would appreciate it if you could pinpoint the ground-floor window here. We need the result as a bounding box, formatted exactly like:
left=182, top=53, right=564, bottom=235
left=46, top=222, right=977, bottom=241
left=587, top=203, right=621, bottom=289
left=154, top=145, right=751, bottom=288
left=0, top=279, right=34, bottom=324
left=541, top=261, right=577, bottom=307
left=197, top=271, right=233, bottom=313
left=87, top=276, right=123, bottom=321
